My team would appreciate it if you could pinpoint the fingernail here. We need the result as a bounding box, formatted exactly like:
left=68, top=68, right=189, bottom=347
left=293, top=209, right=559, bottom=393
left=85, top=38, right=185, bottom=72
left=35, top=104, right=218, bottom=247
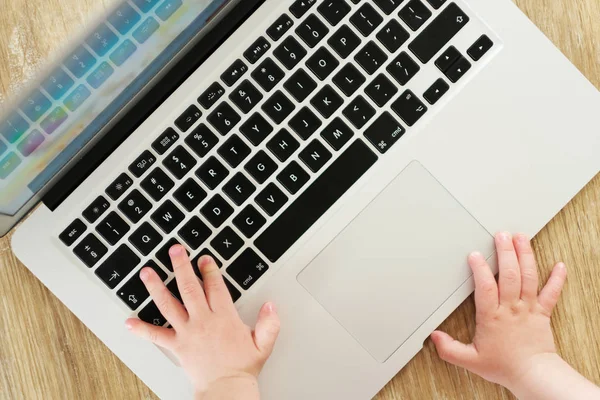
left=469, top=251, right=482, bottom=261
left=515, top=233, right=528, bottom=243
left=198, top=255, right=213, bottom=267
left=557, top=262, right=566, bottom=270
left=497, top=231, right=511, bottom=241
left=266, top=302, right=276, bottom=313
left=125, top=321, right=134, bottom=331
left=139, top=268, right=150, bottom=282
left=169, top=245, right=185, bottom=256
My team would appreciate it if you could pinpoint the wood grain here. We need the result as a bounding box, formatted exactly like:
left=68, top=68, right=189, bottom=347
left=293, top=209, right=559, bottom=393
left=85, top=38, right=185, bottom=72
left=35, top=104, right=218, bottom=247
left=0, top=0, right=599, bottom=399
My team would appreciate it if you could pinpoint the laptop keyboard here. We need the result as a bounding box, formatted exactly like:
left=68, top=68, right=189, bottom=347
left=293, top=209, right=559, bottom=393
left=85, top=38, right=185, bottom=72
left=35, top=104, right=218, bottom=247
left=58, top=0, right=494, bottom=326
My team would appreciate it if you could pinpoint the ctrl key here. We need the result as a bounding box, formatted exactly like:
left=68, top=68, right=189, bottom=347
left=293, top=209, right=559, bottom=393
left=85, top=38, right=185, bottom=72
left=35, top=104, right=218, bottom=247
left=227, top=249, right=269, bottom=290
left=364, top=112, right=406, bottom=154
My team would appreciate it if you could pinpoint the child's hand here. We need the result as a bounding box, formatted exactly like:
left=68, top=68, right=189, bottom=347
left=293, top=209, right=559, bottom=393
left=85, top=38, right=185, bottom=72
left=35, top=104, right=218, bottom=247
left=125, top=245, right=280, bottom=399
left=431, top=232, right=567, bottom=391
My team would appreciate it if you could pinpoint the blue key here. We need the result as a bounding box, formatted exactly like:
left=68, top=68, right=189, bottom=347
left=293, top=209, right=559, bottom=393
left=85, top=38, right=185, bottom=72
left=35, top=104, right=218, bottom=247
left=133, top=17, right=160, bottom=44
left=156, top=0, right=182, bottom=21
left=64, top=46, right=97, bottom=78
left=86, top=23, right=119, bottom=57
left=110, top=39, right=137, bottom=66
left=87, top=62, right=114, bottom=89
left=132, top=0, right=161, bottom=13
left=41, top=107, right=68, bottom=135
left=0, top=112, right=30, bottom=144
left=17, top=129, right=45, bottom=157
left=0, top=140, right=6, bottom=156
left=42, top=67, right=74, bottom=100
left=64, top=85, right=91, bottom=112
left=0, top=152, right=22, bottom=179
left=19, top=89, right=52, bottom=122
left=108, top=2, right=141, bottom=35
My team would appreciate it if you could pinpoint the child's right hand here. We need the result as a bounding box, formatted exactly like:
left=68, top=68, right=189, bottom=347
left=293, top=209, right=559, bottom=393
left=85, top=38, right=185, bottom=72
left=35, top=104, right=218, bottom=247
left=431, top=232, right=567, bottom=392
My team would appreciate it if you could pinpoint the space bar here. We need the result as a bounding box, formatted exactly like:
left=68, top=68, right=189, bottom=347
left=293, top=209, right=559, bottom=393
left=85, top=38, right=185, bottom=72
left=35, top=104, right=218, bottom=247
left=255, top=140, right=378, bottom=263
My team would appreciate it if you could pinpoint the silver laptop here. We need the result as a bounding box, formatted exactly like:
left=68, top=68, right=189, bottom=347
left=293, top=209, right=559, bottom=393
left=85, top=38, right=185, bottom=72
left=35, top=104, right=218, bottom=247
left=3, top=0, right=599, bottom=398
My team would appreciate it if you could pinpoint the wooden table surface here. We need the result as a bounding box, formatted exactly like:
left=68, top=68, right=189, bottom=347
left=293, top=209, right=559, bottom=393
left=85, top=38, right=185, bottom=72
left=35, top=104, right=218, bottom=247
left=1, top=0, right=599, bottom=399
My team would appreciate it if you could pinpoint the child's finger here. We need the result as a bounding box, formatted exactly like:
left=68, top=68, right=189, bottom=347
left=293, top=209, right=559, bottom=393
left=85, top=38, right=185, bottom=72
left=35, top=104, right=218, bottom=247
left=141, top=267, right=188, bottom=327
left=198, top=256, right=235, bottom=313
left=253, top=302, right=281, bottom=359
left=126, top=318, right=175, bottom=348
left=538, top=263, right=567, bottom=316
left=468, top=251, right=498, bottom=314
left=430, top=331, right=478, bottom=370
left=496, top=232, right=522, bottom=304
left=170, top=245, right=209, bottom=316
left=513, top=234, right=539, bottom=302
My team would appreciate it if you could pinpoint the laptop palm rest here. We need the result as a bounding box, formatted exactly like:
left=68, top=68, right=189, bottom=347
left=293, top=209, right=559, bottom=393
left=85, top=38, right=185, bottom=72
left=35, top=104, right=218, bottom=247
left=297, top=161, right=494, bottom=363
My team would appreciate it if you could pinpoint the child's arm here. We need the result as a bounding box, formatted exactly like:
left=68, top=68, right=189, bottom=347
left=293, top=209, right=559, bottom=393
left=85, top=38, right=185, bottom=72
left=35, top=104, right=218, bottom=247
left=431, top=232, right=600, bottom=400
left=124, top=246, right=280, bottom=399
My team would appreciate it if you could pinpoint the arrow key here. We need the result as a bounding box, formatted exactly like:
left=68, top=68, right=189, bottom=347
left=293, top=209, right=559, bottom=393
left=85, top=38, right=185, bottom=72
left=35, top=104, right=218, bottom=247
left=435, top=46, right=461, bottom=73
left=423, top=78, right=450, bottom=105
left=444, top=55, right=472, bottom=83
left=467, top=34, right=494, bottom=61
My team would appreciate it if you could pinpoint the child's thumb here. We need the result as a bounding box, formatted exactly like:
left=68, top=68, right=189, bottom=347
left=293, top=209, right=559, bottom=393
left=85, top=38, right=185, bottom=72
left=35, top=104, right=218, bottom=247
left=254, top=302, right=281, bottom=358
left=431, top=330, right=478, bottom=369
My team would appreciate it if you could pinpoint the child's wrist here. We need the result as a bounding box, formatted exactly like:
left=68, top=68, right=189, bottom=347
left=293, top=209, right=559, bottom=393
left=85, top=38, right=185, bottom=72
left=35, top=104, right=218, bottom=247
left=506, top=352, right=564, bottom=398
left=195, top=375, right=260, bottom=400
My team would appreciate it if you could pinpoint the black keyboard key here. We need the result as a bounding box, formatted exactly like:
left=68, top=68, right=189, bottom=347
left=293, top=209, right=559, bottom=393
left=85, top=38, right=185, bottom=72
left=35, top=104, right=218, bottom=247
left=151, top=200, right=185, bottom=234
left=174, top=178, right=207, bottom=212
left=267, top=14, right=295, bottom=41
left=328, top=25, right=361, bottom=60
left=240, top=113, right=273, bottom=146
left=141, top=168, right=174, bottom=201
left=296, top=14, right=329, bottom=48
left=245, top=150, right=278, bottom=184
left=223, top=172, right=257, bottom=206
left=152, top=128, right=180, bottom=155
left=435, top=46, right=461, bottom=72
left=138, top=302, right=167, bottom=326
left=289, top=107, right=322, bottom=140
left=284, top=69, right=318, bottom=102
left=387, top=51, right=420, bottom=85
left=290, top=0, right=317, bottom=18
left=95, top=244, right=140, bottom=289
left=83, top=196, right=110, bottom=223
left=373, top=0, right=403, bottom=14
left=230, top=80, right=263, bottom=114
left=255, top=183, right=289, bottom=216
left=119, top=190, right=152, bottom=223
left=252, top=58, right=285, bottom=92
left=267, top=129, right=300, bottom=162
left=208, top=102, right=241, bottom=136
left=175, top=105, right=202, bottom=132
left=409, top=3, right=470, bottom=63
left=299, top=139, right=332, bottom=172
left=196, top=156, right=229, bottom=190
left=129, top=222, right=163, bottom=256
left=468, top=35, right=493, bottom=61
left=60, top=219, right=87, bottom=246
left=129, top=150, right=157, bottom=178
left=201, top=194, right=234, bottom=228
left=365, top=73, right=398, bottom=107
left=185, top=124, right=219, bottom=158
left=377, top=20, right=410, bottom=53
left=445, top=55, right=471, bottom=82
left=318, top=0, right=351, bottom=26
left=211, top=227, right=244, bottom=260
left=167, top=279, right=183, bottom=302
left=332, top=64, right=366, bottom=96
left=262, top=91, right=295, bottom=124
left=321, top=117, right=354, bottom=151
left=311, top=85, right=344, bottom=119
left=306, top=47, right=340, bottom=80
left=227, top=249, right=269, bottom=290
left=244, top=36, right=271, bottom=64
left=277, top=161, right=310, bottom=194
left=391, top=90, right=427, bottom=126
left=399, top=0, right=432, bottom=31
left=221, top=59, right=249, bottom=87
left=163, top=145, right=197, bottom=180
left=191, top=249, right=223, bottom=273
left=425, top=0, right=446, bottom=9
left=256, top=140, right=377, bottom=262
left=355, top=41, right=388, bottom=75
left=73, top=234, right=108, bottom=267
left=343, top=96, right=375, bottom=129
left=274, top=36, right=308, bottom=70
left=350, top=3, right=383, bottom=36
left=364, top=111, right=406, bottom=153
left=199, top=82, right=226, bottom=109
left=106, top=173, right=133, bottom=201
left=233, top=205, right=267, bottom=238
left=224, top=277, right=242, bottom=303
left=156, top=238, right=187, bottom=271
left=423, top=78, right=449, bottom=105
left=178, top=216, right=212, bottom=250
left=96, top=212, right=130, bottom=246
left=117, top=262, right=167, bottom=310
left=218, top=134, right=251, bottom=168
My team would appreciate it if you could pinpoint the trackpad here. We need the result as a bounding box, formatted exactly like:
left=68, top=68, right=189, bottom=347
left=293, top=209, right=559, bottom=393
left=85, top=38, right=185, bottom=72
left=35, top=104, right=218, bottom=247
left=297, top=161, right=494, bottom=363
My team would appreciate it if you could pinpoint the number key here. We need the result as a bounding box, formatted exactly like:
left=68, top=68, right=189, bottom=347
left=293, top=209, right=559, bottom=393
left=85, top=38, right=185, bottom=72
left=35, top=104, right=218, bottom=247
left=229, top=80, right=263, bottom=114
left=185, top=124, right=219, bottom=158
left=96, top=211, right=130, bottom=246
left=73, top=234, right=108, bottom=268
left=296, top=14, right=329, bottom=48
left=119, top=189, right=152, bottom=223
left=252, top=58, right=285, bottom=92
left=208, top=103, right=241, bottom=136
left=141, top=168, right=174, bottom=201
left=274, top=36, right=307, bottom=70
left=163, top=146, right=197, bottom=179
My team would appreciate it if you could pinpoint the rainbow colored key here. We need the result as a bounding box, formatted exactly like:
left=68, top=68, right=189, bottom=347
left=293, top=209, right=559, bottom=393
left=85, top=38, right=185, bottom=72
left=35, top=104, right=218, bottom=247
left=42, top=67, right=74, bottom=101
left=133, top=17, right=160, bottom=44
left=41, top=107, right=68, bottom=135
left=17, top=129, right=45, bottom=157
left=65, top=46, right=97, bottom=78
left=87, top=62, right=114, bottom=89
left=64, top=85, right=91, bottom=112
left=0, top=152, right=21, bottom=179
left=0, top=112, right=29, bottom=144
left=110, top=39, right=137, bottom=67
left=20, top=89, right=52, bottom=122
left=86, top=23, right=119, bottom=57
